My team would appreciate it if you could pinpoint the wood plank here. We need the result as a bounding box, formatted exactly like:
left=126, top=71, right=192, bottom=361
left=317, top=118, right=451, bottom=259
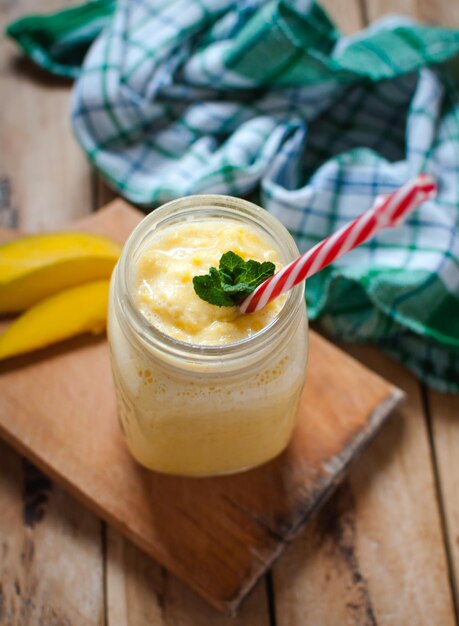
left=428, top=391, right=459, bottom=616
left=0, top=1, right=104, bottom=624
left=364, top=0, right=418, bottom=22
left=420, top=0, right=459, bottom=27
left=0, top=0, right=93, bottom=231
left=0, top=442, right=104, bottom=626
left=274, top=345, right=456, bottom=625
left=363, top=0, right=459, bottom=620
left=346, top=347, right=455, bottom=624
left=320, top=0, right=364, bottom=34
left=105, top=529, right=270, bottom=626
left=274, top=482, right=378, bottom=626
left=0, top=200, right=402, bottom=614
left=422, top=0, right=459, bottom=617
left=365, top=0, right=459, bottom=24
left=275, top=347, right=455, bottom=626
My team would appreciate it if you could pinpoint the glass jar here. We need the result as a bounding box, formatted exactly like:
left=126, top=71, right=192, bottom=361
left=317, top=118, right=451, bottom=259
left=108, top=195, right=308, bottom=477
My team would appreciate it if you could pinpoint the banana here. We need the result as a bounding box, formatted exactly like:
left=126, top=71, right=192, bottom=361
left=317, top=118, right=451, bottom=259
left=0, top=232, right=121, bottom=313
left=0, top=280, right=110, bottom=361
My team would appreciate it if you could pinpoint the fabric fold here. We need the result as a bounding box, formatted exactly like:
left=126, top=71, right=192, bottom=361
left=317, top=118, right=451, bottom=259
left=6, top=0, right=115, bottom=78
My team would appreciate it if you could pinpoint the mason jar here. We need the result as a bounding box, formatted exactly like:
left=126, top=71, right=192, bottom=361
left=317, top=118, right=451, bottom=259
left=108, top=195, right=308, bottom=477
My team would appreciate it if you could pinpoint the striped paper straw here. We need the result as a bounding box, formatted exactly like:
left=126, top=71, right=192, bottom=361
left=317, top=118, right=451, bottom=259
left=239, top=173, right=437, bottom=314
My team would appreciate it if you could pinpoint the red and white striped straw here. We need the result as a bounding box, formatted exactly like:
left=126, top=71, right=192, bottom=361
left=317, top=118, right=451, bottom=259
left=239, top=173, right=437, bottom=314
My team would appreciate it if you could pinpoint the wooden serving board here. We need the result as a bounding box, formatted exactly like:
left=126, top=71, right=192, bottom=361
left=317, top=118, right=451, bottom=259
left=0, top=201, right=403, bottom=614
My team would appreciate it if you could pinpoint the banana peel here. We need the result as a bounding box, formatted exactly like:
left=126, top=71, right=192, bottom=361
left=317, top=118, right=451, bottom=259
left=0, top=232, right=121, bottom=313
left=0, top=280, right=110, bottom=361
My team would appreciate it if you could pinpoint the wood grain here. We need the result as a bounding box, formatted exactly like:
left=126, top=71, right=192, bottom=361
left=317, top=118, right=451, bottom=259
left=419, top=0, right=459, bottom=27
left=274, top=346, right=456, bottom=626
left=0, top=200, right=402, bottom=614
left=320, top=0, right=364, bottom=33
left=345, top=347, right=454, bottom=625
left=428, top=391, right=459, bottom=617
left=420, top=0, right=459, bottom=619
left=364, top=0, right=418, bottom=22
left=365, top=0, right=459, bottom=25
left=0, top=0, right=92, bottom=231
left=105, top=530, right=270, bottom=626
left=0, top=2, right=103, bottom=624
left=0, top=442, right=104, bottom=626
left=362, top=0, right=459, bottom=621
left=274, top=482, right=378, bottom=626
left=275, top=310, right=450, bottom=623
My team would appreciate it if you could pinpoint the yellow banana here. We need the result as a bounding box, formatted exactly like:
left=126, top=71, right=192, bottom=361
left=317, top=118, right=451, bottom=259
left=0, top=232, right=121, bottom=313
left=0, top=280, right=110, bottom=361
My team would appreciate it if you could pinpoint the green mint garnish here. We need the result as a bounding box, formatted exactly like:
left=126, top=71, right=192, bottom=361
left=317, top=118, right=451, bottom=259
left=192, top=251, right=275, bottom=307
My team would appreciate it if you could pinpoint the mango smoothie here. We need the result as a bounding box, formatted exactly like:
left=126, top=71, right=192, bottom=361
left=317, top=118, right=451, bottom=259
left=108, top=196, right=308, bottom=476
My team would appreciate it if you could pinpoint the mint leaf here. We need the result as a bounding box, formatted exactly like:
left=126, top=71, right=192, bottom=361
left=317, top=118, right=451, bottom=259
left=219, top=251, right=245, bottom=275
left=242, top=259, right=277, bottom=288
left=193, top=251, right=275, bottom=307
left=192, top=267, right=235, bottom=307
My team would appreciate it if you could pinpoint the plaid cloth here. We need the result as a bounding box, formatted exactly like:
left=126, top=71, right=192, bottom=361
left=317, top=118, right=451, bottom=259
left=8, top=1, right=459, bottom=391
left=6, top=0, right=115, bottom=78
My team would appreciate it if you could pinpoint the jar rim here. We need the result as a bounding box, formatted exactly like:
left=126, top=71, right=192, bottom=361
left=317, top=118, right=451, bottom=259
left=115, top=194, right=305, bottom=365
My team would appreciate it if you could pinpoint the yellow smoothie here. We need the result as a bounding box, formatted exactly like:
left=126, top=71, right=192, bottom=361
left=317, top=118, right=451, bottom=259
left=108, top=201, right=308, bottom=477
left=135, top=221, right=285, bottom=345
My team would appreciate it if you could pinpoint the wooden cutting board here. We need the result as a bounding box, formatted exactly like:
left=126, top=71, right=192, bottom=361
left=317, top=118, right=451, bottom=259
left=0, top=200, right=403, bottom=614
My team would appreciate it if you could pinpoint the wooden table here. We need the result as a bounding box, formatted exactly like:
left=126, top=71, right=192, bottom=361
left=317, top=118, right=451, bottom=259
left=0, top=1, right=458, bottom=624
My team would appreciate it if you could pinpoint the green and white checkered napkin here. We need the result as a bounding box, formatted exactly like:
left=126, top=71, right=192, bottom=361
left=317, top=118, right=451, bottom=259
left=7, top=0, right=459, bottom=391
